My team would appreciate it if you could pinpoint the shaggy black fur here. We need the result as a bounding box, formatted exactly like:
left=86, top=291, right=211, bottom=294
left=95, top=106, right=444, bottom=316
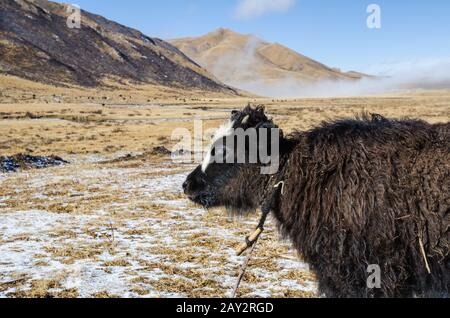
left=184, top=106, right=449, bottom=298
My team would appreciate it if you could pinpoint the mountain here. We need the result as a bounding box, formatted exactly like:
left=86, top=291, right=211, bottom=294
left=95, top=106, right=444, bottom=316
left=0, top=0, right=237, bottom=94
left=171, top=28, right=367, bottom=92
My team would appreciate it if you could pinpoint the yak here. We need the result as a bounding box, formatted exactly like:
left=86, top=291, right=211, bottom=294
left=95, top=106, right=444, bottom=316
left=183, top=105, right=449, bottom=298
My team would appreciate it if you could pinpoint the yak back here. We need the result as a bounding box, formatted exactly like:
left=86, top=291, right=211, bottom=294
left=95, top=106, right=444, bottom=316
left=276, top=114, right=449, bottom=297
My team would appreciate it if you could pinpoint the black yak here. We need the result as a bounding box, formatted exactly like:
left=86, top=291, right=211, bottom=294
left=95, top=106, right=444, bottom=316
left=183, top=105, right=449, bottom=298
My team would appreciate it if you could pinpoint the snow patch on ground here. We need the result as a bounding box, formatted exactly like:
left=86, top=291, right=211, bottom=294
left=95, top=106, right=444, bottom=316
left=0, top=162, right=316, bottom=298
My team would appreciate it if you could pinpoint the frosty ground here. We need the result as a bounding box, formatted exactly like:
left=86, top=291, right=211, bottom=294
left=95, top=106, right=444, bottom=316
left=1, top=90, right=448, bottom=298
left=0, top=154, right=317, bottom=298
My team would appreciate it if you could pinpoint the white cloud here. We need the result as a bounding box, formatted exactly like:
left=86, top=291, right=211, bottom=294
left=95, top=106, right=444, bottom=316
left=234, top=0, right=297, bottom=20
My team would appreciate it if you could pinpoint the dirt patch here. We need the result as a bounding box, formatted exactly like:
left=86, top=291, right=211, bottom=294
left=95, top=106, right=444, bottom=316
left=0, top=154, right=68, bottom=173
left=99, top=147, right=171, bottom=165
left=151, top=146, right=172, bottom=156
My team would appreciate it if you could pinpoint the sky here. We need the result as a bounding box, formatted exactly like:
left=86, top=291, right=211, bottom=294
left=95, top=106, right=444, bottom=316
left=56, top=0, right=450, bottom=74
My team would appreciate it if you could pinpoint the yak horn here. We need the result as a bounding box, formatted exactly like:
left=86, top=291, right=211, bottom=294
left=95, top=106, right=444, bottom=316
left=241, top=115, right=250, bottom=124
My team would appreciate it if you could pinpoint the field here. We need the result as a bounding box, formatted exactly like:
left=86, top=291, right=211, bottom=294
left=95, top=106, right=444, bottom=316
left=0, top=78, right=449, bottom=298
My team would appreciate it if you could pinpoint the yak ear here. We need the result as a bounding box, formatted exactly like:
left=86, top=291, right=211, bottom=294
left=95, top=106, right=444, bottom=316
left=257, top=121, right=275, bottom=130
left=255, top=105, right=266, bottom=115
left=231, top=110, right=240, bottom=121
left=257, top=121, right=284, bottom=137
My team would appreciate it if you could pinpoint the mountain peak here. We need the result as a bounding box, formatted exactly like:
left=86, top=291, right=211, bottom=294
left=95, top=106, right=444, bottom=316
left=171, top=29, right=366, bottom=94
left=203, top=28, right=251, bottom=43
left=212, top=28, right=236, bottom=35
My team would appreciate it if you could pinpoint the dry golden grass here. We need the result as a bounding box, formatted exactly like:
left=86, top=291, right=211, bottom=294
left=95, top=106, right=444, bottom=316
left=0, top=74, right=245, bottom=104
left=1, top=84, right=448, bottom=157
left=0, top=157, right=318, bottom=298
left=0, top=79, right=449, bottom=298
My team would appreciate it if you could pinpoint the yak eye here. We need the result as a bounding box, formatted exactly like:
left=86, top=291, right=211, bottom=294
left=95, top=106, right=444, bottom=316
left=210, top=145, right=229, bottom=164
left=211, top=146, right=225, bottom=157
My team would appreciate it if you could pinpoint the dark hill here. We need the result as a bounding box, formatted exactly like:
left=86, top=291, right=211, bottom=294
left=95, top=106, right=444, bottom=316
left=0, top=0, right=237, bottom=94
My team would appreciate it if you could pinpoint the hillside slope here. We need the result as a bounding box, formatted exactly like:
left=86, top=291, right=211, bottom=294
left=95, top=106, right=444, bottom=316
left=171, top=28, right=366, bottom=88
left=0, top=0, right=237, bottom=94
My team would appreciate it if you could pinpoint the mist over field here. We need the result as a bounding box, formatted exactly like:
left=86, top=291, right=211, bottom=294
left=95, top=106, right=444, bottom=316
left=227, top=56, right=450, bottom=97
left=172, top=27, right=450, bottom=98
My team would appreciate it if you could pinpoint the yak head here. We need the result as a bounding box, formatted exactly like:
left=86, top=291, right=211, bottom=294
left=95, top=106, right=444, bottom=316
left=183, top=105, right=283, bottom=214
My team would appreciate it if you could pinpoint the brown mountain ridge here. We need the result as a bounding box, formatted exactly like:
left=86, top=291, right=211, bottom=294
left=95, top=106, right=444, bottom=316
left=171, top=28, right=367, bottom=90
left=0, top=0, right=238, bottom=94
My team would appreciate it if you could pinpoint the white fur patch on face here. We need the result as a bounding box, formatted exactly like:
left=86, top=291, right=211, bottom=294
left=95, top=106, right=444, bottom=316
left=201, top=120, right=235, bottom=173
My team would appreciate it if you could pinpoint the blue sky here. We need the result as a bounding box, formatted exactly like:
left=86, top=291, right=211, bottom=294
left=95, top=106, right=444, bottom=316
left=59, top=0, right=450, bottom=72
